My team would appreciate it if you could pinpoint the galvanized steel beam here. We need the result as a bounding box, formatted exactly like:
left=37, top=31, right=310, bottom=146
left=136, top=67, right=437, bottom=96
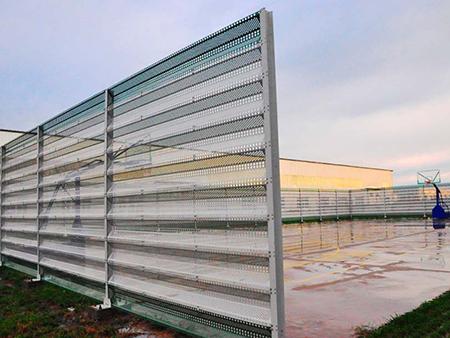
left=36, top=126, right=43, bottom=279
left=103, top=89, right=114, bottom=308
left=0, top=146, right=4, bottom=266
left=260, top=8, right=285, bottom=338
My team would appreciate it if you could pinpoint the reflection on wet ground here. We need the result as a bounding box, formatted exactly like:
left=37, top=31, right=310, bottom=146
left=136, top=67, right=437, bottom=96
left=283, top=219, right=449, bottom=337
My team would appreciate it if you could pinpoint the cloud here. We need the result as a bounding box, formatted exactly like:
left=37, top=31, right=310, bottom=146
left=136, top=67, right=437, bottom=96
left=275, top=1, right=450, bottom=185
left=389, top=150, right=450, bottom=170
left=280, top=93, right=450, bottom=184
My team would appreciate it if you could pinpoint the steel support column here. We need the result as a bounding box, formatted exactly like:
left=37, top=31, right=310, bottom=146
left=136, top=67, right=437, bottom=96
left=103, top=89, right=114, bottom=308
left=422, top=185, right=427, bottom=218
left=298, top=188, right=303, bottom=223
left=335, top=190, right=339, bottom=221
left=0, top=146, right=4, bottom=266
left=318, top=189, right=322, bottom=222
left=260, top=8, right=285, bottom=337
left=349, top=190, right=353, bottom=219
left=36, top=126, right=43, bottom=279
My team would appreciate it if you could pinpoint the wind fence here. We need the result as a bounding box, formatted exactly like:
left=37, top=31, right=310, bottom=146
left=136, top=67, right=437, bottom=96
left=281, top=184, right=450, bottom=222
left=0, top=9, right=284, bottom=338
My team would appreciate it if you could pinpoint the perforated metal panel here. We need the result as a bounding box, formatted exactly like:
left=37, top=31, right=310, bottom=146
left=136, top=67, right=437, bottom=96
left=282, top=184, right=450, bottom=222
left=1, top=133, right=38, bottom=265
left=0, top=9, right=284, bottom=337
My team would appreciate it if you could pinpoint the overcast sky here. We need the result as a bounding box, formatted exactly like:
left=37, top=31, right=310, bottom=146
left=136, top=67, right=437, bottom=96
left=1, top=0, right=449, bottom=184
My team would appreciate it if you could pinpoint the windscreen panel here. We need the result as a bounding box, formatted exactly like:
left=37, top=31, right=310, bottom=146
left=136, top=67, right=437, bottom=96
left=105, top=10, right=282, bottom=336
left=0, top=9, right=284, bottom=338
left=38, top=95, right=105, bottom=283
left=1, top=133, right=38, bottom=264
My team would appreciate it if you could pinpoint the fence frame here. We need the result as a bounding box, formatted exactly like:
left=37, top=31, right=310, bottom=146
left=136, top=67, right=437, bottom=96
left=103, top=89, right=114, bottom=308
left=260, top=9, right=285, bottom=337
left=35, top=126, right=43, bottom=280
left=0, top=146, right=4, bottom=266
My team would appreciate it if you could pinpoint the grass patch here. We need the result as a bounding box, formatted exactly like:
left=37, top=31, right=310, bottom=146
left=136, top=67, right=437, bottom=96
left=0, top=267, right=183, bottom=338
left=356, top=290, right=450, bottom=338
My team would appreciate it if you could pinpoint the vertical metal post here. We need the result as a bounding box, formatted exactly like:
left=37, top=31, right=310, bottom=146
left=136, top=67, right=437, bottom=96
left=36, top=126, right=43, bottom=279
left=349, top=190, right=353, bottom=219
left=260, top=9, right=285, bottom=337
left=103, top=89, right=114, bottom=308
left=318, top=189, right=322, bottom=222
left=298, top=188, right=303, bottom=223
left=366, top=189, right=369, bottom=216
left=335, top=190, right=339, bottom=221
left=383, top=188, right=387, bottom=219
left=74, top=177, right=81, bottom=227
left=422, top=185, right=427, bottom=218
left=0, top=146, right=4, bottom=266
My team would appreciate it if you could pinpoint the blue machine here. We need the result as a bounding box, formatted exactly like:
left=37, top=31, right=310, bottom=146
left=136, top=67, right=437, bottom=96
left=431, top=183, right=449, bottom=229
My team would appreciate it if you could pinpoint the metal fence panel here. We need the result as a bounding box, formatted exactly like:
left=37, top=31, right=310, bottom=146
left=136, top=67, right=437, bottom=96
left=0, top=9, right=284, bottom=338
left=39, top=97, right=106, bottom=283
left=282, top=184, right=450, bottom=222
left=1, top=133, right=38, bottom=264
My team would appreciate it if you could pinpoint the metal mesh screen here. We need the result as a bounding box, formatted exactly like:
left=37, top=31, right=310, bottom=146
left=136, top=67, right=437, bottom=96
left=0, top=9, right=284, bottom=337
left=1, top=133, right=38, bottom=263
left=282, top=184, right=450, bottom=222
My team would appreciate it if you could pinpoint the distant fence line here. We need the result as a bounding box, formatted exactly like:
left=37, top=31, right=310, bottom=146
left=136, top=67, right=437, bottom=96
left=281, top=183, right=450, bottom=222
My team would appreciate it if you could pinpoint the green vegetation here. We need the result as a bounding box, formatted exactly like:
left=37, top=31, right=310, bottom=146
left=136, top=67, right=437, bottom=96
left=356, top=290, right=450, bottom=338
left=0, top=267, right=180, bottom=338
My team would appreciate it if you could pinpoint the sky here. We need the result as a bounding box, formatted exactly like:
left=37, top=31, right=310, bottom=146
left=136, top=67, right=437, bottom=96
left=0, top=0, right=449, bottom=185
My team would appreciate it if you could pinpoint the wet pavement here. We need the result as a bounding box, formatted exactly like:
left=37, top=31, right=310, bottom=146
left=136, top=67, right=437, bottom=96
left=283, top=220, right=450, bottom=337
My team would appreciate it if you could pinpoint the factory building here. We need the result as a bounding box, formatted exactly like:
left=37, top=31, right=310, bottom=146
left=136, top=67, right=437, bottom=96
left=0, top=129, right=393, bottom=190
left=280, top=158, right=393, bottom=190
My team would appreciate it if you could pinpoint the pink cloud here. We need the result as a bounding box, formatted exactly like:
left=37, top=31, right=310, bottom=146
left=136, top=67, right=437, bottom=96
left=387, top=149, right=450, bottom=170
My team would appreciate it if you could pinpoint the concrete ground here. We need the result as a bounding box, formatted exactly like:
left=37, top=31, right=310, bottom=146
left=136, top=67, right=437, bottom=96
left=283, top=220, right=450, bottom=337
